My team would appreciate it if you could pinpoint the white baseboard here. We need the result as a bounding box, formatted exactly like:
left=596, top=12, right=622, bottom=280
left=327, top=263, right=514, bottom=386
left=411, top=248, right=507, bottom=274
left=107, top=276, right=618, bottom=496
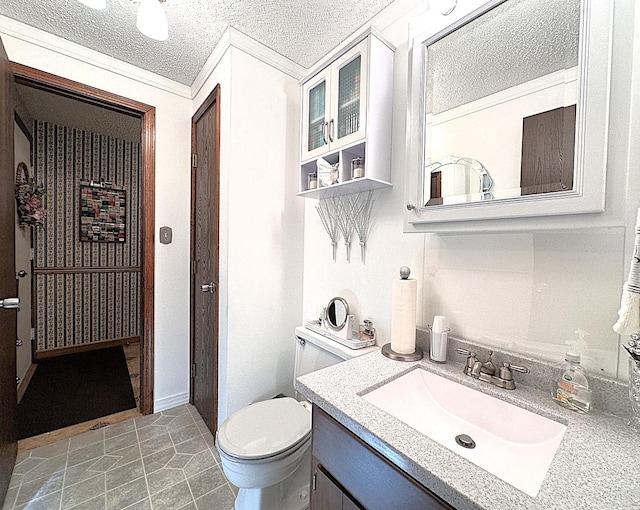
left=153, top=392, right=190, bottom=413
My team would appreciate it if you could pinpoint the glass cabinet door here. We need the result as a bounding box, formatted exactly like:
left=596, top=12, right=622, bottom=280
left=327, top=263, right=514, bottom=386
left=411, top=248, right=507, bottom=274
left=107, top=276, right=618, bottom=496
left=301, top=69, right=331, bottom=162
left=337, top=55, right=361, bottom=139
left=330, top=40, right=368, bottom=150
left=308, top=80, right=326, bottom=152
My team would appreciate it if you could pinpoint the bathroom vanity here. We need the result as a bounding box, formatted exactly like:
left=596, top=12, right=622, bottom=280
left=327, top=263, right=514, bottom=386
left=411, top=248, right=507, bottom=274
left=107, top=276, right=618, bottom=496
left=296, top=349, right=640, bottom=509
left=311, top=405, right=451, bottom=509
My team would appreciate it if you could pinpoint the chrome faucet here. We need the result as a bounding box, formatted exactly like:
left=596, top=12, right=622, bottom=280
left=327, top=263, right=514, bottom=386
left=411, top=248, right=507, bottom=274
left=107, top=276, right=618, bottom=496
left=456, top=348, right=529, bottom=390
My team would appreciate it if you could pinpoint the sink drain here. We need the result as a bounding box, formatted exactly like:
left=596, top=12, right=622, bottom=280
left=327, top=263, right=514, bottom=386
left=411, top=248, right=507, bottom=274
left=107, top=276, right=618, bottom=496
left=455, top=434, right=476, bottom=449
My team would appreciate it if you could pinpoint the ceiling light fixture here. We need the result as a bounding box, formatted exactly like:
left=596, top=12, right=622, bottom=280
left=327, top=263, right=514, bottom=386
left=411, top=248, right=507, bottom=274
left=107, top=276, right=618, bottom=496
left=77, top=0, right=107, bottom=10
left=76, top=0, right=169, bottom=41
left=136, top=0, right=169, bottom=41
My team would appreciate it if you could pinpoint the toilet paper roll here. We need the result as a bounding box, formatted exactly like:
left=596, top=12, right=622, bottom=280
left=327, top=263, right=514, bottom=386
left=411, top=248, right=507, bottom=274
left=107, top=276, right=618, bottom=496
left=390, top=278, right=417, bottom=354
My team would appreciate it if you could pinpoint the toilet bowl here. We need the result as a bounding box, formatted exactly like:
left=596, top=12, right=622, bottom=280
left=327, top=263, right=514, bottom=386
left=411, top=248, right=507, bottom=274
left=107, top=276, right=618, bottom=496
left=216, top=397, right=312, bottom=510
left=216, top=325, right=379, bottom=510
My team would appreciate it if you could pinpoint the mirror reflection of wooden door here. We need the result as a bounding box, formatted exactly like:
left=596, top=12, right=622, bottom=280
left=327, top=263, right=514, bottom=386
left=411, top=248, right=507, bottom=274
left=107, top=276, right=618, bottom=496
left=0, top=35, right=18, bottom=505
left=190, top=85, right=220, bottom=434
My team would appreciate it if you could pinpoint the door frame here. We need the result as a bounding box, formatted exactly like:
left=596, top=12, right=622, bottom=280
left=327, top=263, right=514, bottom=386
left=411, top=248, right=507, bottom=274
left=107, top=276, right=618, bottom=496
left=12, top=62, right=156, bottom=415
left=189, top=85, right=221, bottom=423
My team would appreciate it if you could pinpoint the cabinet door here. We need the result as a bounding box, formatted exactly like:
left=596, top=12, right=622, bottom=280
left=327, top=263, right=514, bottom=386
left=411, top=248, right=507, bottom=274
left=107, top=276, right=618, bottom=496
left=328, top=39, right=368, bottom=151
left=311, top=464, right=343, bottom=510
left=301, top=68, right=332, bottom=162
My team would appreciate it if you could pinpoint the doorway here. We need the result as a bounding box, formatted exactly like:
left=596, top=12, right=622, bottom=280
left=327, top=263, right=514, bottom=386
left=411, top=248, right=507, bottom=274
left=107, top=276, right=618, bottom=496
left=11, top=63, right=156, bottom=420
left=190, top=85, right=220, bottom=434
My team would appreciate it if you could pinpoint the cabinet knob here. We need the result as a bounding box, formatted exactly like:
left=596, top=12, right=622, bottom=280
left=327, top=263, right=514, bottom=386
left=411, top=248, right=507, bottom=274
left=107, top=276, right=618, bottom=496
left=406, top=202, right=416, bottom=211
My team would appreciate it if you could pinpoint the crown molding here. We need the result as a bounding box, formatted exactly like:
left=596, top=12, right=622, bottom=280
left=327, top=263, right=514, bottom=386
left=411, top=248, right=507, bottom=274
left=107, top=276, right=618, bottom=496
left=0, top=15, right=191, bottom=99
left=371, top=0, right=427, bottom=33
left=191, top=26, right=306, bottom=99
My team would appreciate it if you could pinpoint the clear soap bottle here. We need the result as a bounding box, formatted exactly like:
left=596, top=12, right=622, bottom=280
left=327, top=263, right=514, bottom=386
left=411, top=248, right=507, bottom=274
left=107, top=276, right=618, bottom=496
left=552, top=344, right=592, bottom=414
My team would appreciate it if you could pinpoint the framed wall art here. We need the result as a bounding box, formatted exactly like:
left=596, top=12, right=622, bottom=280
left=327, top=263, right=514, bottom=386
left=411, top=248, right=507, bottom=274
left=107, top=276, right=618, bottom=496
left=79, top=180, right=126, bottom=242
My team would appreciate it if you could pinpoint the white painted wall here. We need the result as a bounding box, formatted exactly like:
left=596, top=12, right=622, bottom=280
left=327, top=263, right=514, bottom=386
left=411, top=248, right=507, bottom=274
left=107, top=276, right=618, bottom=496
left=14, top=123, right=32, bottom=387
left=194, top=42, right=304, bottom=424
left=1, top=19, right=194, bottom=411
left=302, top=0, right=639, bottom=380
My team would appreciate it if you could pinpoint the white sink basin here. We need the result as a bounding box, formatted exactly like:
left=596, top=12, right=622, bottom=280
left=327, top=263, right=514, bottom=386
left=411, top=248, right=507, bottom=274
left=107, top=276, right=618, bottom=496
left=361, top=367, right=566, bottom=497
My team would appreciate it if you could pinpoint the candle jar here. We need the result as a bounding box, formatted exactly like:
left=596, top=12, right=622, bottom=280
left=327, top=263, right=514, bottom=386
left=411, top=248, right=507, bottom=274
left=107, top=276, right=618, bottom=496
left=351, top=157, right=365, bottom=179
left=308, top=172, right=318, bottom=190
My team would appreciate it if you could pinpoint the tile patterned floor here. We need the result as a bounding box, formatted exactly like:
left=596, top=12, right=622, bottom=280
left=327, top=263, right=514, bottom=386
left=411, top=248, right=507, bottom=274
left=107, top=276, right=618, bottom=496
left=3, top=404, right=237, bottom=510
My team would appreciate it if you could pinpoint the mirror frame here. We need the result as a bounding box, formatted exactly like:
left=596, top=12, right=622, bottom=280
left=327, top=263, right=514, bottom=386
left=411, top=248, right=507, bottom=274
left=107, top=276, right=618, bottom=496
left=325, top=297, right=351, bottom=331
left=404, top=0, right=614, bottom=232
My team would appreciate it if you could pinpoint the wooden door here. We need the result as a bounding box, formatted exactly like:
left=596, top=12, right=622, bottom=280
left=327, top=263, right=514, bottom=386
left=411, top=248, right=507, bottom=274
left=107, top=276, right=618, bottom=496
left=0, top=36, right=17, bottom=506
left=520, top=105, right=576, bottom=195
left=190, top=86, right=220, bottom=434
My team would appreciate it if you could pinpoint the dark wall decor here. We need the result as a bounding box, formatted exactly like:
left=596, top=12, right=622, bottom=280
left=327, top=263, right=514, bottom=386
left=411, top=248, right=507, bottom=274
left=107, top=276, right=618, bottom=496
left=79, top=180, right=126, bottom=242
left=33, top=121, right=141, bottom=354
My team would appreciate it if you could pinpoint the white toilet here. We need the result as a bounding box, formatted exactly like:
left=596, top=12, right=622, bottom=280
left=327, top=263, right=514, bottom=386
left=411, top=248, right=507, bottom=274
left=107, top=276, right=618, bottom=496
left=216, top=325, right=377, bottom=510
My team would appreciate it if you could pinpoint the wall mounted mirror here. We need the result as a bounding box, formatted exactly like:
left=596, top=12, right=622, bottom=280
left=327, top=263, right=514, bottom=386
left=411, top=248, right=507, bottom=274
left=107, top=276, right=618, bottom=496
left=325, top=297, right=350, bottom=331
left=404, top=0, right=614, bottom=231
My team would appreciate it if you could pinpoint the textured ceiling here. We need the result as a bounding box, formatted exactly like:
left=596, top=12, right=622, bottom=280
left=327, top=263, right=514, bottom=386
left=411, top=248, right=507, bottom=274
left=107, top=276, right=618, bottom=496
left=0, top=0, right=395, bottom=85
left=427, top=0, right=580, bottom=114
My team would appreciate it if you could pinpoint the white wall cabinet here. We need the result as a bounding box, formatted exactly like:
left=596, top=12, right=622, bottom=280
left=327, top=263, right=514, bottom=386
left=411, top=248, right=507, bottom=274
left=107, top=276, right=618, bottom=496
left=298, top=29, right=395, bottom=199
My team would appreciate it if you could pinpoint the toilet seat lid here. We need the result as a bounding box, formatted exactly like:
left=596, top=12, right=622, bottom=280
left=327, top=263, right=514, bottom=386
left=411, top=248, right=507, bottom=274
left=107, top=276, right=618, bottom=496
left=217, top=397, right=311, bottom=460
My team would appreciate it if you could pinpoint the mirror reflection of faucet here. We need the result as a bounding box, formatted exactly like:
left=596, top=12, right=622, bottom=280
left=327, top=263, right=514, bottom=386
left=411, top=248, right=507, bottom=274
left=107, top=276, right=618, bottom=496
left=456, top=348, right=529, bottom=390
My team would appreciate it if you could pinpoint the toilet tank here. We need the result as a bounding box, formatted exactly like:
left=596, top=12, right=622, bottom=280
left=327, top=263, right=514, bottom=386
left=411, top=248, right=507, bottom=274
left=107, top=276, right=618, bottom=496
left=293, top=325, right=377, bottom=383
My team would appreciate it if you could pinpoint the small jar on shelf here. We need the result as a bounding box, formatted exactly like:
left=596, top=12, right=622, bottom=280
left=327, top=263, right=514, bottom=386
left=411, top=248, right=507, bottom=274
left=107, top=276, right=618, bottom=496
left=308, top=172, right=318, bottom=190
left=351, top=157, right=365, bottom=179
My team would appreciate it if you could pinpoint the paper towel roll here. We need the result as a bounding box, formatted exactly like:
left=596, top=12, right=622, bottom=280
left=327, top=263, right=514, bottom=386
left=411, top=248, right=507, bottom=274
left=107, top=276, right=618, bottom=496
left=390, top=278, right=417, bottom=354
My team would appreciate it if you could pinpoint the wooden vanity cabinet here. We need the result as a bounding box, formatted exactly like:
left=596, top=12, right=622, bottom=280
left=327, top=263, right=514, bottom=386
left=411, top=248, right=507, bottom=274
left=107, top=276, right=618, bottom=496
left=311, top=462, right=362, bottom=510
left=310, top=406, right=454, bottom=510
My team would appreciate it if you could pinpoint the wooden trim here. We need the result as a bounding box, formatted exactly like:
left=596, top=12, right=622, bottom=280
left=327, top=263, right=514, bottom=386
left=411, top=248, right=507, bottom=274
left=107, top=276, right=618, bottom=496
left=140, top=105, right=155, bottom=416
left=33, top=336, right=140, bottom=360
left=12, top=62, right=156, bottom=415
left=189, top=110, right=196, bottom=403
left=16, top=363, right=37, bottom=404
left=32, top=266, right=141, bottom=275
left=12, top=63, right=154, bottom=116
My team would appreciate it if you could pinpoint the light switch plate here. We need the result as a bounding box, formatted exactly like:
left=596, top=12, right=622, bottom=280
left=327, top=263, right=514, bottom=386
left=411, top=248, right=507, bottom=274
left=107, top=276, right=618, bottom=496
left=160, top=226, right=172, bottom=244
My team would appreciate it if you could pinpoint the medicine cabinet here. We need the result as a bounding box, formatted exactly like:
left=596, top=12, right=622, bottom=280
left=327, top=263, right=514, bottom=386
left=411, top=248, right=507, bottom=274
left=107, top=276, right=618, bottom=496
left=298, top=28, right=395, bottom=199
left=403, top=0, right=619, bottom=233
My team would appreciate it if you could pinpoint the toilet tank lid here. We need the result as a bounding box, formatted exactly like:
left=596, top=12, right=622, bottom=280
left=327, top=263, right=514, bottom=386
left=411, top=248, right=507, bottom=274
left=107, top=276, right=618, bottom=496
left=217, top=397, right=311, bottom=460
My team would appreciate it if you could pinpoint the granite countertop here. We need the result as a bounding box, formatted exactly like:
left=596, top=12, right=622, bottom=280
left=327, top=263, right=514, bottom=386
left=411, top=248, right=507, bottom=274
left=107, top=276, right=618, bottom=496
left=295, top=349, right=640, bottom=510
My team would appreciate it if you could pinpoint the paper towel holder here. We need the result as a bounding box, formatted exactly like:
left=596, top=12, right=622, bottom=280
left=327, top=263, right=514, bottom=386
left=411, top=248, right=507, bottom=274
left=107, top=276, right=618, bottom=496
left=381, top=343, right=423, bottom=361
left=381, top=266, right=424, bottom=361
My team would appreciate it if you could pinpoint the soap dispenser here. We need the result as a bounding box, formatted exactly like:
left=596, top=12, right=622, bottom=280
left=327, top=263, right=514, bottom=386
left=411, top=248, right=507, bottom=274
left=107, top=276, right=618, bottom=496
left=552, top=330, right=592, bottom=413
